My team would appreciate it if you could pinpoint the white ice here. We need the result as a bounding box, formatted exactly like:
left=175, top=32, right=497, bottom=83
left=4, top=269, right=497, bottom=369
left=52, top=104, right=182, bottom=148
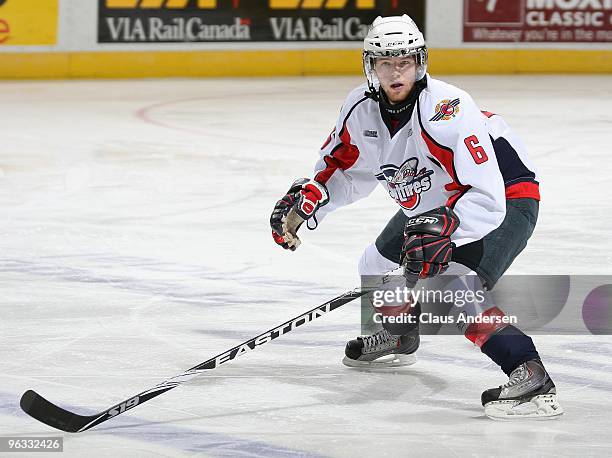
left=1, top=75, right=611, bottom=457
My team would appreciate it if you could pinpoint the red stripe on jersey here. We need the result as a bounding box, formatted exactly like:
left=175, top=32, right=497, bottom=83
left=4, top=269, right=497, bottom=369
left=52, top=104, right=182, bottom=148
left=481, top=111, right=496, bottom=118
left=420, top=129, right=470, bottom=207
left=505, top=181, right=540, bottom=200
left=420, top=130, right=457, bottom=182
left=447, top=185, right=472, bottom=208
left=315, top=126, right=360, bottom=185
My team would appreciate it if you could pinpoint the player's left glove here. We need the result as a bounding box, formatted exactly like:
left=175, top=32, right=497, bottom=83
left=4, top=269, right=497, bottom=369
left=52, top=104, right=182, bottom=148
left=270, top=178, right=329, bottom=251
left=400, top=206, right=460, bottom=279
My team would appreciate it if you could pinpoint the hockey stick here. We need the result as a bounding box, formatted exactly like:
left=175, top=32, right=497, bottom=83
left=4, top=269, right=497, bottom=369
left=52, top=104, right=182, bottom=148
left=20, top=288, right=369, bottom=433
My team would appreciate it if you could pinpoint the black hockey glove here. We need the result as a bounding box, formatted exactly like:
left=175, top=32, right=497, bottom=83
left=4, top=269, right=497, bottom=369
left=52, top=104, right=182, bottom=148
left=270, top=178, right=329, bottom=251
left=400, top=206, right=460, bottom=279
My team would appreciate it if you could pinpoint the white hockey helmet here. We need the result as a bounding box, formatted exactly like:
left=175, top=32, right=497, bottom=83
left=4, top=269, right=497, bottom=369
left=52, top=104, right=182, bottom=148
left=363, top=15, right=428, bottom=95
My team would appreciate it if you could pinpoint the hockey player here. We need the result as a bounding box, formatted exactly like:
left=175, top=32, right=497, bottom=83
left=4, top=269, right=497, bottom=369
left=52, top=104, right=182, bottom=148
left=270, top=15, right=562, bottom=419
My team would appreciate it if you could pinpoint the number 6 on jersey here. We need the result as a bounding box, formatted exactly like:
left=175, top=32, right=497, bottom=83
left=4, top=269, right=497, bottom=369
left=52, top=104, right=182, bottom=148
left=464, top=135, right=489, bottom=164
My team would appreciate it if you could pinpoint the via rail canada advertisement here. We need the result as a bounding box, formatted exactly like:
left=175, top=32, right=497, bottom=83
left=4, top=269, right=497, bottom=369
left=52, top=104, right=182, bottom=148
left=97, top=0, right=425, bottom=43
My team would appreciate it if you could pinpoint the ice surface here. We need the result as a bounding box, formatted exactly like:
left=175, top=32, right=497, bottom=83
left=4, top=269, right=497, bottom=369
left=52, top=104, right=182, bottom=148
left=1, top=75, right=611, bottom=457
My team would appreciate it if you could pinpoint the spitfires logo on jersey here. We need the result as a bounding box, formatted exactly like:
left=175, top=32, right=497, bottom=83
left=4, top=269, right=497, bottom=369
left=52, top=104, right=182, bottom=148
left=375, top=158, right=434, bottom=210
left=430, top=98, right=461, bottom=122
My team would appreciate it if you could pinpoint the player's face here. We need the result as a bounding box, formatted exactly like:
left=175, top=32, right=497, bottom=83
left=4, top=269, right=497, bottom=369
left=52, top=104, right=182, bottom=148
left=374, top=56, right=417, bottom=104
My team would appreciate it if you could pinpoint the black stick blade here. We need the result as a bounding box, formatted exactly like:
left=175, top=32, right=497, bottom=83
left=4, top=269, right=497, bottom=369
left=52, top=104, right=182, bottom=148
left=20, top=390, right=96, bottom=433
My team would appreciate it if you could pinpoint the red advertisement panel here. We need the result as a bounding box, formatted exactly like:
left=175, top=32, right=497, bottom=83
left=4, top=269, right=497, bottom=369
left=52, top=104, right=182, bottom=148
left=464, top=0, right=612, bottom=43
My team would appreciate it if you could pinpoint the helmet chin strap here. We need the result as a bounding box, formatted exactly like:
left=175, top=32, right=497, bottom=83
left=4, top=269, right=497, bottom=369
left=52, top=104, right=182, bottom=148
left=364, top=86, right=380, bottom=102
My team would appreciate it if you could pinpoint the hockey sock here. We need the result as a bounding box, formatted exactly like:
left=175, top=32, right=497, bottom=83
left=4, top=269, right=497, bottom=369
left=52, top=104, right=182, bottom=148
left=480, top=326, right=540, bottom=376
left=463, top=306, right=539, bottom=375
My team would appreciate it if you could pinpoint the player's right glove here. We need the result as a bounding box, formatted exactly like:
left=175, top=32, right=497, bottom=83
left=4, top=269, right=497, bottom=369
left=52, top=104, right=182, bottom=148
left=270, top=178, right=329, bottom=251
left=400, top=206, right=460, bottom=279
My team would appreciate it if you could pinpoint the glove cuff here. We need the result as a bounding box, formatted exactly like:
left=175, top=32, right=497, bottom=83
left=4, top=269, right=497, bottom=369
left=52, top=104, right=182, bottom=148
left=404, top=206, right=460, bottom=238
left=295, top=180, right=329, bottom=220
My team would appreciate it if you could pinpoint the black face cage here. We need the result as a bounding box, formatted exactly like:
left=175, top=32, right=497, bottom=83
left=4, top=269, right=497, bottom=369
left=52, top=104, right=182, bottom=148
left=363, top=46, right=428, bottom=96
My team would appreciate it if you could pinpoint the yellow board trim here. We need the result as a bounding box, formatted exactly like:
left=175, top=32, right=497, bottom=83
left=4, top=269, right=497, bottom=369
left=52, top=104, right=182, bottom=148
left=429, top=49, right=612, bottom=74
left=0, top=48, right=610, bottom=79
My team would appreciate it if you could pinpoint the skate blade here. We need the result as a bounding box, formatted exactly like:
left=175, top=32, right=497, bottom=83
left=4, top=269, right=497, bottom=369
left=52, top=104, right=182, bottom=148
left=342, top=353, right=416, bottom=368
left=484, top=394, right=564, bottom=420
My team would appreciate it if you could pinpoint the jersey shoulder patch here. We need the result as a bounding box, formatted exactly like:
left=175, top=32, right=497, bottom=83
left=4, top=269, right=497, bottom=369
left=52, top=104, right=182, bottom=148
left=429, top=98, right=461, bottom=122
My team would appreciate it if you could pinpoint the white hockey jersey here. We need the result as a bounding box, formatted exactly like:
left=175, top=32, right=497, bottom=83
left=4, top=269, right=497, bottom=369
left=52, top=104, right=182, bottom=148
left=311, top=76, right=540, bottom=247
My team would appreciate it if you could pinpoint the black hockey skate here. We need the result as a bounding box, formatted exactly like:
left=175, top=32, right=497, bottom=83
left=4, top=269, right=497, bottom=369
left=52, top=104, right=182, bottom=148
left=342, top=327, right=420, bottom=368
left=482, top=359, right=563, bottom=419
